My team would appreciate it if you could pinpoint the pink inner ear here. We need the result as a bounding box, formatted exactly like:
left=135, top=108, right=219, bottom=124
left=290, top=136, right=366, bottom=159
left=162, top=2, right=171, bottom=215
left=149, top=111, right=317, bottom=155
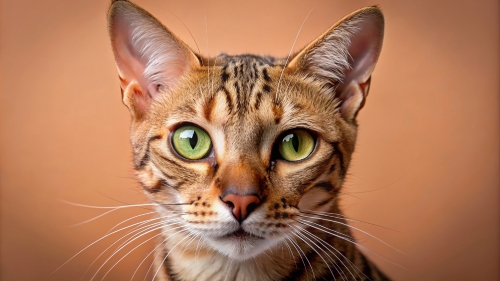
left=108, top=1, right=198, bottom=107
left=342, top=16, right=383, bottom=86
left=112, top=20, right=151, bottom=98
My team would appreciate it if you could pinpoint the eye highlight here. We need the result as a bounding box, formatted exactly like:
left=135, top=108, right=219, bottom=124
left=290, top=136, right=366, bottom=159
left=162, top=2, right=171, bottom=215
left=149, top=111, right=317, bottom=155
left=172, top=125, right=212, bottom=160
left=278, top=129, right=315, bottom=162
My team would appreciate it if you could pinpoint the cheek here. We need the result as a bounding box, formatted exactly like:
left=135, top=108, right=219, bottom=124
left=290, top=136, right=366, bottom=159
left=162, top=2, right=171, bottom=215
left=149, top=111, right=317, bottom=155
left=297, top=188, right=335, bottom=212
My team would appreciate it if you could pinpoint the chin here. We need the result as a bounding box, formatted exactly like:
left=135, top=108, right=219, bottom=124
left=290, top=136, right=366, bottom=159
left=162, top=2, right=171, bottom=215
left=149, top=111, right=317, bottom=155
left=204, top=230, right=281, bottom=261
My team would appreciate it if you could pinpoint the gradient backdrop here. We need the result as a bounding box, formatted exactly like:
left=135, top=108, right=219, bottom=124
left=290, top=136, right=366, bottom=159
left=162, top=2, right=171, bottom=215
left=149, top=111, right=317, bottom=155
left=1, top=0, right=499, bottom=280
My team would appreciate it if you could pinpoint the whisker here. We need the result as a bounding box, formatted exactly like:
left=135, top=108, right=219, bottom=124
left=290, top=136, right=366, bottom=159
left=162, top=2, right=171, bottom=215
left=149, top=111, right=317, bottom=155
left=107, top=209, right=186, bottom=233
left=211, top=54, right=220, bottom=97
left=345, top=172, right=408, bottom=194
left=151, top=229, right=193, bottom=281
left=60, top=200, right=157, bottom=209
left=301, top=209, right=400, bottom=232
left=290, top=225, right=336, bottom=280
left=204, top=8, right=210, bottom=100
left=160, top=9, right=202, bottom=61
left=61, top=200, right=189, bottom=210
left=130, top=236, right=168, bottom=281
left=100, top=229, right=167, bottom=281
left=337, top=191, right=364, bottom=200
left=297, top=216, right=355, bottom=242
left=91, top=222, right=183, bottom=281
left=142, top=228, right=190, bottom=281
left=130, top=227, right=189, bottom=281
left=298, top=213, right=404, bottom=255
left=69, top=208, right=122, bottom=227
left=194, top=233, right=208, bottom=261
left=280, top=237, right=297, bottom=266
left=88, top=189, right=157, bottom=212
left=79, top=215, right=181, bottom=281
left=52, top=215, right=181, bottom=275
left=106, top=210, right=174, bottom=234
left=283, top=233, right=315, bottom=280
left=274, top=6, right=315, bottom=103
left=178, top=232, right=199, bottom=259
left=296, top=218, right=405, bottom=268
left=295, top=224, right=362, bottom=281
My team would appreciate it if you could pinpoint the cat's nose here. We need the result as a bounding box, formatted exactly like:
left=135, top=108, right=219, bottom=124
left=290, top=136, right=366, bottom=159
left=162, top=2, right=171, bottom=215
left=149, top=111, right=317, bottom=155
left=221, top=193, right=261, bottom=222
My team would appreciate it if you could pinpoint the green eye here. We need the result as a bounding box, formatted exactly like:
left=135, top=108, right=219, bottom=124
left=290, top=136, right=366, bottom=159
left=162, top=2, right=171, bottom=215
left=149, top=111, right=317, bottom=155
left=278, top=130, right=315, bottom=162
left=172, top=125, right=212, bottom=160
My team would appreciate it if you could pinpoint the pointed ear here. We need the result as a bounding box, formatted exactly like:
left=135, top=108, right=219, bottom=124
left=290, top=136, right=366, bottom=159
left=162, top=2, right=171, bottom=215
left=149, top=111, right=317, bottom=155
left=107, top=0, right=200, bottom=119
left=287, top=6, right=384, bottom=121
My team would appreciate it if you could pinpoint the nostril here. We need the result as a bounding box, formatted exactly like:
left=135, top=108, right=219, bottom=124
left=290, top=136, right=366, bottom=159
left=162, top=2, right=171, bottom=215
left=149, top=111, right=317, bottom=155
left=220, top=196, right=235, bottom=209
left=246, top=202, right=258, bottom=214
left=226, top=201, right=235, bottom=209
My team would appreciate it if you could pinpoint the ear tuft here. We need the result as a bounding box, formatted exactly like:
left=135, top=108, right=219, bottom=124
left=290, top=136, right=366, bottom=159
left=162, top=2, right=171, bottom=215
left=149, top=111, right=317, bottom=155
left=288, top=7, right=384, bottom=121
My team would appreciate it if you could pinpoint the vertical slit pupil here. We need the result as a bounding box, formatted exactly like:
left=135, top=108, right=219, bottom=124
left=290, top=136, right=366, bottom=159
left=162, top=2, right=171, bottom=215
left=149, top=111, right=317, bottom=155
left=189, top=131, right=198, bottom=149
left=292, top=134, right=299, bottom=152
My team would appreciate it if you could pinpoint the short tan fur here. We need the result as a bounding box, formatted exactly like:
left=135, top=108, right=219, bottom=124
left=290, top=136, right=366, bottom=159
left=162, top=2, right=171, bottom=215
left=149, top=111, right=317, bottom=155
left=108, top=1, right=389, bottom=280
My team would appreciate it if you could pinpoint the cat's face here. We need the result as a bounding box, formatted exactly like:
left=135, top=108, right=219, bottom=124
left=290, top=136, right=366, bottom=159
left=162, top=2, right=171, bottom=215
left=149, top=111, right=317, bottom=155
left=137, top=56, right=354, bottom=259
left=108, top=0, right=383, bottom=260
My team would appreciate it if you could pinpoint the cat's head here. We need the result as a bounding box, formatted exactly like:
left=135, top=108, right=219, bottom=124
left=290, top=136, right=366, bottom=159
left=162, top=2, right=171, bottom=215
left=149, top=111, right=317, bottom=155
left=108, top=0, right=383, bottom=260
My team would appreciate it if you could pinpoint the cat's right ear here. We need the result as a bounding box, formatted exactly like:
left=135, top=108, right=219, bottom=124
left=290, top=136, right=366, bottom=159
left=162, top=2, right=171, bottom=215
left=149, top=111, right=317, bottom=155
left=286, top=6, right=384, bottom=122
left=107, top=0, right=200, bottom=120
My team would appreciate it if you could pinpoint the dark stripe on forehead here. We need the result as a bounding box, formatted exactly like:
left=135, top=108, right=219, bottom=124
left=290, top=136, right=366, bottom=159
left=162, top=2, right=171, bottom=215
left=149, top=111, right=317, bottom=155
left=203, top=95, right=215, bottom=122
left=254, top=92, right=262, bottom=110
left=221, top=86, right=233, bottom=114
left=272, top=103, right=283, bottom=124
left=234, top=81, right=240, bottom=96
left=221, top=65, right=229, bottom=83
left=263, top=84, right=271, bottom=93
left=262, top=68, right=271, bottom=82
left=232, top=64, right=238, bottom=78
left=253, top=63, right=259, bottom=79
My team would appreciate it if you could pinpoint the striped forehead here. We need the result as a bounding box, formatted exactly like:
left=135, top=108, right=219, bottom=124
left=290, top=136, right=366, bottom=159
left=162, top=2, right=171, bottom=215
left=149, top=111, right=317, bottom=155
left=201, top=55, right=278, bottom=122
left=214, top=56, right=278, bottom=148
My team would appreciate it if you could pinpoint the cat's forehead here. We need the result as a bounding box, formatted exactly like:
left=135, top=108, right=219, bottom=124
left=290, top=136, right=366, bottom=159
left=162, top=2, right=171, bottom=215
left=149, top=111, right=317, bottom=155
left=150, top=54, right=341, bottom=141
left=158, top=58, right=331, bottom=117
left=217, top=54, right=277, bottom=65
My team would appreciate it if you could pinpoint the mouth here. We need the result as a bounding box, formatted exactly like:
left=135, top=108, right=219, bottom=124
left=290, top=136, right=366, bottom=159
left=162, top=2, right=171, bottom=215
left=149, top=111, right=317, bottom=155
left=223, top=228, right=263, bottom=240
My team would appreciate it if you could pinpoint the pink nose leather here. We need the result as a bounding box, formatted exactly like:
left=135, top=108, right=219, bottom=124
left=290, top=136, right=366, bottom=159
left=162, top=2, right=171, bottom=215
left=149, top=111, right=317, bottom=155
left=222, top=194, right=260, bottom=222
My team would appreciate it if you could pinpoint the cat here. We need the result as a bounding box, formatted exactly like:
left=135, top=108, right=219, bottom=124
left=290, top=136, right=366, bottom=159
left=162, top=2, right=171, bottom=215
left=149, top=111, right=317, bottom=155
left=107, top=0, right=389, bottom=280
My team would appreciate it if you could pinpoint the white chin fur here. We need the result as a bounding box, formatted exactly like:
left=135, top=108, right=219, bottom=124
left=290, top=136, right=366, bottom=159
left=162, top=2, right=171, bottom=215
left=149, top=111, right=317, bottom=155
left=204, top=236, right=281, bottom=261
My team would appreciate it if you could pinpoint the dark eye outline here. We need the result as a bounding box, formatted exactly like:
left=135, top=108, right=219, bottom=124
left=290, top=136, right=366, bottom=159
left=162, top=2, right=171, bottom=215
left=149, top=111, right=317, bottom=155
left=169, top=123, right=214, bottom=161
left=271, top=129, right=317, bottom=163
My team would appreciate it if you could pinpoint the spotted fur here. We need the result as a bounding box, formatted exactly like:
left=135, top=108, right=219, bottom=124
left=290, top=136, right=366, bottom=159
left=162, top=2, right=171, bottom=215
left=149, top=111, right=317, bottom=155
left=108, top=1, right=389, bottom=280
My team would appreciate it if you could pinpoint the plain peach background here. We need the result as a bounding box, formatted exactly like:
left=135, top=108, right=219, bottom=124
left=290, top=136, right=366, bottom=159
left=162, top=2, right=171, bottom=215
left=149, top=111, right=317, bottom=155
left=1, top=0, right=498, bottom=280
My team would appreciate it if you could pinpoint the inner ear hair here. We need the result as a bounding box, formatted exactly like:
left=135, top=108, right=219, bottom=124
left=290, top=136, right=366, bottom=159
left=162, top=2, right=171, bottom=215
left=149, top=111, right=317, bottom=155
left=287, top=6, right=384, bottom=121
left=107, top=0, right=200, bottom=119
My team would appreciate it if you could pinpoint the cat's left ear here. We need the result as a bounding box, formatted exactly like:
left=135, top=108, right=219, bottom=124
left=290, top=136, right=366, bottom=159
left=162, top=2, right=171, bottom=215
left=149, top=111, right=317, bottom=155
left=107, top=0, right=200, bottom=120
left=287, top=6, right=384, bottom=121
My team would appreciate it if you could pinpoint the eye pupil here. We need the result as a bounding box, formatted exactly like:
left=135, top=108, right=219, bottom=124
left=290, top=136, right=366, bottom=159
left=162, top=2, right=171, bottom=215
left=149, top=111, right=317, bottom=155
left=189, top=131, right=198, bottom=149
left=172, top=125, right=212, bottom=160
left=292, top=134, right=299, bottom=152
left=277, top=130, right=315, bottom=162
